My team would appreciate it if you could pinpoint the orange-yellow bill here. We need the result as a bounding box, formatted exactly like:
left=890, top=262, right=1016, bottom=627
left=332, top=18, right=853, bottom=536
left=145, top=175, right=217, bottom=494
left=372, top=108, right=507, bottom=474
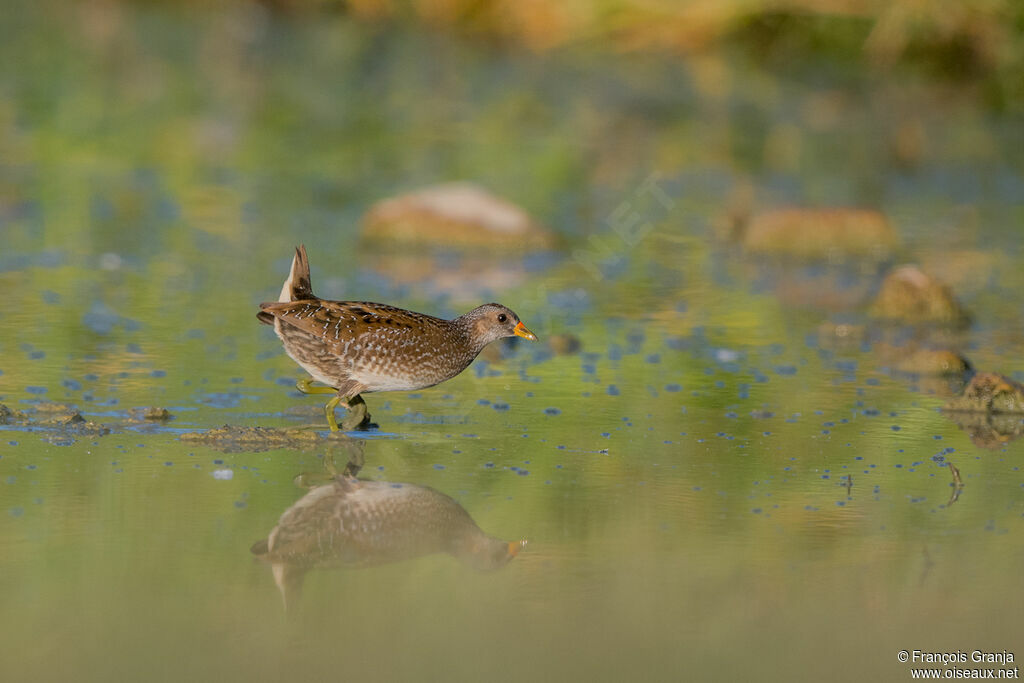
left=514, top=321, right=538, bottom=341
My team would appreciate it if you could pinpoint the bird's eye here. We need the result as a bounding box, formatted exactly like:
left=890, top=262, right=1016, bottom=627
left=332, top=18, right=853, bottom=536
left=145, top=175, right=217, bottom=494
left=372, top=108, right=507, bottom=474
left=497, top=313, right=507, bottom=323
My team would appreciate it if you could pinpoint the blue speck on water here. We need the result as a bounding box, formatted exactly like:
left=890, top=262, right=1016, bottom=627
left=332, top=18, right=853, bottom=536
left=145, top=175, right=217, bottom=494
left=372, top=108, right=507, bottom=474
left=582, top=364, right=596, bottom=374
left=84, top=373, right=98, bottom=381
left=213, top=459, right=224, bottom=465
left=82, top=301, right=123, bottom=335
left=164, top=461, right=173, bottom=466
left=492, top=402, right=509, bottom=411
left=544, top=407, right=561, bottom=416
left=601, top=432, right=610, bottom=437
left=607, top=385, right=620, bottom=396
left=836, top=501, right=846, bottom=506
left=230, top=377, right=244, bottom=384
left=646, top=354, right=661, bottom=364
left=517, top=469, right=529, bottom=476
left=752, top=508, right=762, bottom=514
left=477, top=398, right=491, bottom=405
left=234, top=501, right=247, bottom=509
left=7, top=441, right=16, bottom=446
left=62, top=379, right=82, bottom=391
left=26, top=465, right=36, bottom=471
left=433, top=464, right=445, bottom=470
left=26, top=386, right=47, bottom=395
left=891, top=425, right=901, bottom=431
left=774, top=365, right=797, bottom=376
left=484, top=462, right=494, bottom=468
left=151, top=370, right=166, bottom=378
left=665, top=383, right=681, bottom=392
left=29, top=351, right=45, bottom=359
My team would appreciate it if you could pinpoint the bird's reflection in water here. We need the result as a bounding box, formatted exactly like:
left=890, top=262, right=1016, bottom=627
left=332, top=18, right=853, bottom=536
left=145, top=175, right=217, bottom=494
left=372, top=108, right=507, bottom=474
left=251, top=436, right=525, bottom=609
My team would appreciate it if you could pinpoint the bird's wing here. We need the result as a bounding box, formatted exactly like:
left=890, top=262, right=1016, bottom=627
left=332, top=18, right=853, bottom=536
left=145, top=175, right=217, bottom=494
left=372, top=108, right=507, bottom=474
left=257, top=300, right=448, bottom=353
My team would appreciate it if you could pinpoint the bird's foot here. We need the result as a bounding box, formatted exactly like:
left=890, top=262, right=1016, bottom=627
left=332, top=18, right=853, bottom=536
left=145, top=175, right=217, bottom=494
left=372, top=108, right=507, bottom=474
left=339, top=394, right=371, bottom=431
left=323, top=394, right=371, bottom=432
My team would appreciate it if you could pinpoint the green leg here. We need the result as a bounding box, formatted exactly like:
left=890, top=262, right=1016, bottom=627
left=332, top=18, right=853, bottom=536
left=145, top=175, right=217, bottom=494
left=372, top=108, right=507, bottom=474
left=296, top=377, right=336, bottom=395
left=323, top=394, right=343, bottom=432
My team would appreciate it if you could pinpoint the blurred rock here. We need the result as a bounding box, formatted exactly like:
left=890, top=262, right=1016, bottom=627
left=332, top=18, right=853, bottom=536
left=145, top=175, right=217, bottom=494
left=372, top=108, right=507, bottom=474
left=889, top=119, right=927, bottom=169
left=738, top=208, right=898, bottom=260
left=361, top=183, right=557, bottom=251
left=548, top=333, right=582, bottom=355
left=869, top=265, right=970, bottom=327
left=944, top=372, right=1024, bottom=413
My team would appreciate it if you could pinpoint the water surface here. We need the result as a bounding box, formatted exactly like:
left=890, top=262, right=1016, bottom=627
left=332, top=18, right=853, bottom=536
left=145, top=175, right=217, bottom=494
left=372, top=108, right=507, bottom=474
left=2, top=5, right=1023, bottom=681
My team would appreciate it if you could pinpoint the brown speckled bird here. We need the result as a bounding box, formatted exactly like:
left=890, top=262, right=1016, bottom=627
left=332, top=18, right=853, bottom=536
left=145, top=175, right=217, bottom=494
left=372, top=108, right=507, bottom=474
left=257, top=245, right=537, bottom=430
left=250, top=474, right=525, bottom=608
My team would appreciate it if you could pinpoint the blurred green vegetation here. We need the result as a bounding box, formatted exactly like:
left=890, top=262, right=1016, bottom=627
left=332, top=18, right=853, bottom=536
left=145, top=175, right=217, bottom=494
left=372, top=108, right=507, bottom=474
left=96, top=0, right=1024, bottom=110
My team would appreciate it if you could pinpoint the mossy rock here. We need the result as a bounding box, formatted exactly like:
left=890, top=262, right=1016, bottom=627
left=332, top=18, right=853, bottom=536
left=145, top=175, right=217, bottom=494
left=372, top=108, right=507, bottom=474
left=869, top=265, right=971, bottom=327
left=0, top=404, right=26, bottom=424
left=360, top=183, right=558, bottom=251
left=740, top=208, right=899, bottom=260
left=41, top=412, right=111, bottom=436
left=944, top=372, right=1024, bottom=413
left=180, top=425, right=324, bottom=452
left=130, top=406, right=173, bottom=421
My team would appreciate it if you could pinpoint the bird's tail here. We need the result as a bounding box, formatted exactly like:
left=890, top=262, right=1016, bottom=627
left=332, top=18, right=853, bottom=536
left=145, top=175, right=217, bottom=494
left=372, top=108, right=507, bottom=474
left=279, top=244, right=315, bottom=302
